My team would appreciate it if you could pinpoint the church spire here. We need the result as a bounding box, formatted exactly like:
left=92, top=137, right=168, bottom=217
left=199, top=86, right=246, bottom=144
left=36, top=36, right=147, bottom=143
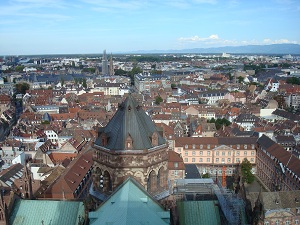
left=22, top=163, right=33, bottom=199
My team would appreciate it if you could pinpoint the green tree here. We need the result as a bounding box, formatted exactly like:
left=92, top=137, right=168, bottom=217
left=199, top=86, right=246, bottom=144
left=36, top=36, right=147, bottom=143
left=171, top=83, right=176, bottom=89
left=209, top=118, right=216, bottom=123
left=61, top=77, right=65, bottom=86
left=241, top=158, right=255, bottom=184
left=128, top=66, right=142, bottom=76
left=15, top=82, right=30, bottom=94
left=209, top=117, right=231, bottom=130
left=15, top=65, right=25, bottom=72
left=202, top=173, right=210, bottom=178
left=237, top=76, right=244, bottom=83
left=286, top=77, right=300, bottom=85
left=155, top=96, right=163, bottom=105
left=82, top=78, right=87, bottom=88
left=114, top=68, right=127, bottom=75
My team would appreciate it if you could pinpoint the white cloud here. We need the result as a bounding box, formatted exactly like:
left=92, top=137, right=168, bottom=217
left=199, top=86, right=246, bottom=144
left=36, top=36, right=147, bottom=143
left=178, top=35, right=299, bottom=47
left=178, top=34, right=219, bottom=42
left=263, top=38, right=298, bottom=44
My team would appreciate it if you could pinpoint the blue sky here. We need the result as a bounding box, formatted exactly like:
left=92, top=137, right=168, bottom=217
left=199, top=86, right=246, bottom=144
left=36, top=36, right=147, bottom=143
left=0, top=0, right=299, bottom=55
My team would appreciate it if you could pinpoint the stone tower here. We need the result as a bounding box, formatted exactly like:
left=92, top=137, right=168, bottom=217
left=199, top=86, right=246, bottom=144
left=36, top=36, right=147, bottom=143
left=109, top=53, right=114, bottom=76
left=92, top=95, right=169, bottom=196
left=101, top=50, right=108, bottom=75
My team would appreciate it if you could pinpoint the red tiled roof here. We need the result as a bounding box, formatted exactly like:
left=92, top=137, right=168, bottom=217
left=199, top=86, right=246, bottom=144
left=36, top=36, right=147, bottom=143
left=168, top=151, right=185, bottom=170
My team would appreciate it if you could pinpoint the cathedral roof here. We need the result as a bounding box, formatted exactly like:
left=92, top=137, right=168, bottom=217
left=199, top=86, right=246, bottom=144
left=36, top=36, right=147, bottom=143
left=89, top=177, right=170, bottom=225
left=95, top=94, right=165, bottom=150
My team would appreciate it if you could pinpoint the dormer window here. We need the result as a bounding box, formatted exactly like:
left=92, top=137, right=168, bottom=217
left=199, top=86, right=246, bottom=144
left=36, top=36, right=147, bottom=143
left=100, top=132, right=108, bottom=146
left=125, top=134, right=133, bottom=150
left=151, top=132, right=158, bottom=146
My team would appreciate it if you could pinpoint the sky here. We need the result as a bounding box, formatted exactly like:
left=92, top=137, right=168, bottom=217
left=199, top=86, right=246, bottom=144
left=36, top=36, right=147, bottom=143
left=0, top=0, right=299, bottom=55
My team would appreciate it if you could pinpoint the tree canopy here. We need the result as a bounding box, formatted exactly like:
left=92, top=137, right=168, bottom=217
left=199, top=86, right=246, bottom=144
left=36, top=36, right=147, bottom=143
left=286, top=77, right=300, bottom=85
left=15, top=82, right=30, bottom=94
left=208, top=117, right=231, bottom=130
left=155, top=96, right=163, bottom=105
left=241, top=158, right=255, bottom=184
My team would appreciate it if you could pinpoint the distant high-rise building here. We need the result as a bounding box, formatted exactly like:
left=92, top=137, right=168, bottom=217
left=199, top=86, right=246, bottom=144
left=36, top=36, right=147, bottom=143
left=109, top=53, right=114, bottom=76
left=102, top=50, right=108, bottom=75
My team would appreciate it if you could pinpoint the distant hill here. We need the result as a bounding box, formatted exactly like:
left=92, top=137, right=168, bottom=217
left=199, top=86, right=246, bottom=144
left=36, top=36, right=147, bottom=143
left=132, top=44, right=300, bottom=55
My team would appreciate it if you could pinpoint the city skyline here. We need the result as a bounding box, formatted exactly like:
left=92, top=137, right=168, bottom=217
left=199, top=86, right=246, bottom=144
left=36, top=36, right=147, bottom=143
left=0, top=0, right=299, bottom=55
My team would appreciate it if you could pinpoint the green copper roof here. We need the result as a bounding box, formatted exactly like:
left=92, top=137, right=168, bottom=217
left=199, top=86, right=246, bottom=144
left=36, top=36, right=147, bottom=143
left=9, top=199, right=85, bottom=225
left=95, top=94, right=165, bottom=150
left=177, top=201, right=221, bottom=225
left=89, top=177, right=170, bottom=225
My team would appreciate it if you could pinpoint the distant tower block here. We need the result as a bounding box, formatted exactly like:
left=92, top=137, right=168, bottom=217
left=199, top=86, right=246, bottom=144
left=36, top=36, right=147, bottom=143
left=109, top=53, right=114, bottom=76
left=102, top=50, right=108, bottom=75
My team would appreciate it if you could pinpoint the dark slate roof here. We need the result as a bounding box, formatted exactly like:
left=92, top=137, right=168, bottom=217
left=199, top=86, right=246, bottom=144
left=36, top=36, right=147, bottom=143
left=184, top=164, right=201, bottom=179
left=272, top=109, right=300, bottom=121
left=257, top=134, right=276, bottom=149
left=42, top=112, right=51, bottom=122
left=276, top=135, right=296, bottom=143
left=235, top=114, right=259, bottom=123
left=95, top=94, right=165, bottom=150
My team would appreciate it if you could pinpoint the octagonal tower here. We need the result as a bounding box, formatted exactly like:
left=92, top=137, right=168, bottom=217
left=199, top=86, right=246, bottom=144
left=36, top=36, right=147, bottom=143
left=92, top=94, right=169, bottom=196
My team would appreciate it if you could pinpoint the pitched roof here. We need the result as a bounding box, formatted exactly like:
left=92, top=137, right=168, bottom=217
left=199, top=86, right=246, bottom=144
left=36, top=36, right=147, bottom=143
left=168, top=151, right=185, bottom=170
left=94, top=94, right=166, bottom=150
left=260, top=191, right=300, bottom=211
left=257, top=135, right=300, bottom=177
left=9, top=199, right=84, bottom=225
left=177, top=201, right=221, bottom=225
left=89, top=177, right=170, bottom=225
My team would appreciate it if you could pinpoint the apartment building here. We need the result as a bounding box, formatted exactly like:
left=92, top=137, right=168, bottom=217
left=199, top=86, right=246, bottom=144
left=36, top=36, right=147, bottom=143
left=256, top=135, right=300, bottom=191
left=174, top=136, right=257, bottom=176
left=134, top=74, right=171, bottom=92
left=198, top=90, right=228, bottom=105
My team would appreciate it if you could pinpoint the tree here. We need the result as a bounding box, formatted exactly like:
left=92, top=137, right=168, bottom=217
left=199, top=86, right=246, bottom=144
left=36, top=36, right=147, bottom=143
left=82, top=78, right=87, bottom=88
left=15, top=65, right=25, bottom=73
left=208, top=117, right=231, bottom=130
left=114, top=68, right=127, bottom=75
left=241, top=158, right=254, bottom=184
left=155, top=96, right=163, bottom=105
left=171, top=83, right=176, bottom=89
left=286, top=77, right=300, bottom=85
left=60, top=77, right=65, bottom=86
left=202, top=173, right=210, bottom=178
left=237, top=76, right=244, bottom=83
left=15, top=82, right=30, bottom=94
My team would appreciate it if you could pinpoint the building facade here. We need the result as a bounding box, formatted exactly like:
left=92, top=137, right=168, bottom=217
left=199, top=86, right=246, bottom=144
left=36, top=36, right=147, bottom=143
left=174, top=137, right=257, bottom=176
left=134, top=74, right=171, bottom=93
left=256, top=135, right=300, bottom=192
